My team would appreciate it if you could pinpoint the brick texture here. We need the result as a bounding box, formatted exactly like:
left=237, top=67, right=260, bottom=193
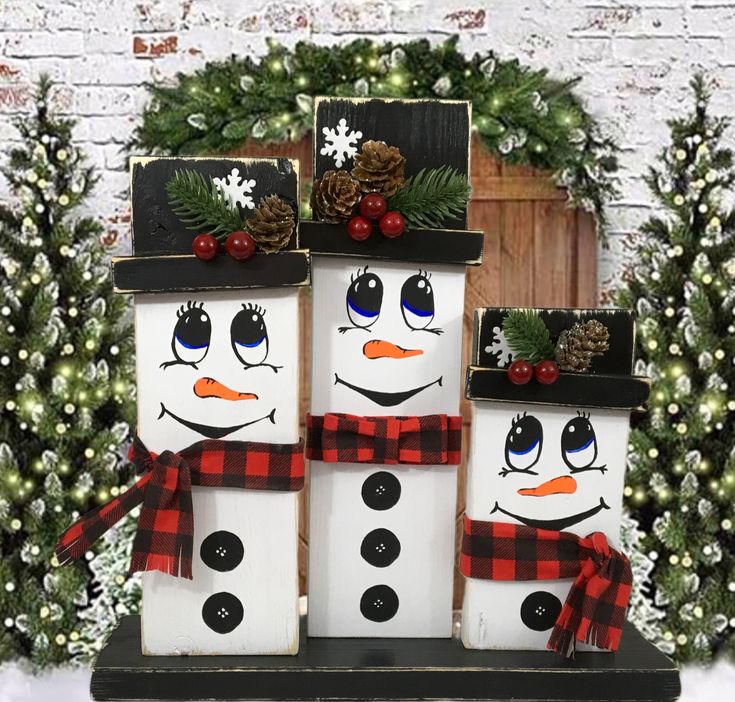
left=1, top=0, right=734, bottom=287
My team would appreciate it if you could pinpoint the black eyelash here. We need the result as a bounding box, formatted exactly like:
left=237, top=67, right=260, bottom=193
left=499, top=466, right=539, bottom=478
left=417, top=268, right=431, bottom=280
left=338, top=325, right=372, bottom=334
left=242, top=303, right=265, bottom=315
left=576, top=410, right=591, bottom=419
left=350, top=265, right=370, bottom=283
left=160, top=359, right=199, bottom=370
left=177, top=300, right=205, bottom=317
left=568, top=464, right=608, bottom=475
left=239, top=361, right=282, bottom=374
left=510, top=411, right=528, bottom=428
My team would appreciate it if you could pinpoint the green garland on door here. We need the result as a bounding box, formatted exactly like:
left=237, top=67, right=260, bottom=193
left=132, top=37, right=619, bottom=237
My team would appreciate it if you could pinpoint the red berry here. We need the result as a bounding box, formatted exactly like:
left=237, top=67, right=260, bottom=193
left=347, top=215, right=372, bottom=242
left=379, top=211, right=405, bottom=238
left=359, top=193, right=388, bottom=221
left=507, top=360, right=533, bottom=385
left=225, top=231, right=255, bottom=261
left=192, top=233, right=218, bottom=261
left=535, top=360, right=560, bottom=385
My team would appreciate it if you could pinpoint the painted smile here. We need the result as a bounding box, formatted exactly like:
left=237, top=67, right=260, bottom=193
left=159, top=403, right=275, bottom=439
left=334, top=373, right=442, bottom=408
left=490, top=497, right=610, bottom=531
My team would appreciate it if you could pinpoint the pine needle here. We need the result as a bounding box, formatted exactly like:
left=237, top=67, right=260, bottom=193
left=387, top=166, right=471, bottom=229
left=502, top=309, right=556, bottom=364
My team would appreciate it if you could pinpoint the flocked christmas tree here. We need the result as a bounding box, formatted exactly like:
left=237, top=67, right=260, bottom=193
left=614, top=75, right=735, bottom=663
left=0, top=77, right=138, bottom=667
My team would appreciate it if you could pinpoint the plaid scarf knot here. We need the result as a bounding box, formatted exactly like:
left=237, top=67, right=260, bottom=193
left=55, top=436, right=304, bottom=580
left=306, top=412, right=462, bottom=465
left=460, top=515, right=632, bottom=658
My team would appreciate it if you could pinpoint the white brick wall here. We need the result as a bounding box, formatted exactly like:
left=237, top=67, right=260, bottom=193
left=2, top=0, right=735, bottom=288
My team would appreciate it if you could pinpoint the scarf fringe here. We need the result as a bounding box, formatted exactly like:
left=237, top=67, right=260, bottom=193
left=129, top=551, right=193, bottom=580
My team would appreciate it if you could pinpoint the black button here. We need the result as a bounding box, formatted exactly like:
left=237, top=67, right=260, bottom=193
left=361, top=471, right=401, bottom=511
left=360, top=584, right=399, bottom=622
left=202, top=592, right=244, bottom=634
left=360, top=528, right=401, bottom=568
left=200, top=530, right=244, bottom=572
left=520, top=591, right=562, bottom=632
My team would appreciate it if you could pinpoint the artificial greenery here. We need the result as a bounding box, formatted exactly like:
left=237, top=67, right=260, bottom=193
left=502, top=309, right=555, bottom=364
left=387, top=166, right=471, bottom=229
left=613, top=75, right=735, bottom=663
left=132, top=37, right=618, bottom=235
left=166, top=170, right=245, bottom=239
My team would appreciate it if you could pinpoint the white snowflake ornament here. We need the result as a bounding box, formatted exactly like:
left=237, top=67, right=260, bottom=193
left=484, top=325, right=514, bottom=367
left=320, top=118, right=362, bottom=168
left=213, top=168, right=256, bottom=210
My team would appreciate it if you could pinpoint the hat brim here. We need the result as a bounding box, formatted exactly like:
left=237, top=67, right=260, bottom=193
left=465, top=366, right=650, bottom=412
left=112, top=250, right=310, bottom=294
left=299, top=220, right=483, bottom=266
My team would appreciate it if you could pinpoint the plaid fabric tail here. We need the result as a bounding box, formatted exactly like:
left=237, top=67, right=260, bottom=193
left=306, top=413, right=462, bottom=465
left=460, top=514, right=632, bottom=658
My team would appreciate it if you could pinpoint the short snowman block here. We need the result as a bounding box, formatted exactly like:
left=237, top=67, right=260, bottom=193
left=461, top=308, right=650, bottom=654
left=103, top=157, right=308, bottom=656
left=302, top=97, right=484, bottom=638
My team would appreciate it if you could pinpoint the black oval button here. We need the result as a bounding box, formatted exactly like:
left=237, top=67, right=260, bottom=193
left=361, top=471, right=401, bottom=511
left=360, top=584, right=399, bottom=622
left=200, top=530, right=244, bottom=572
left=202, top=592, right=244, bottom=634
left=360, top=528, right=401, bottom=568
left=520, top=591, right=562, bottom=632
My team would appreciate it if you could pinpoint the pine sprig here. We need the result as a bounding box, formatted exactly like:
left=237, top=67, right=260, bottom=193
left=386, top=166, right=471, bottom=229
left=502, top=309, right=556, bottom=364
left=165, top=169, right=245, bottom=238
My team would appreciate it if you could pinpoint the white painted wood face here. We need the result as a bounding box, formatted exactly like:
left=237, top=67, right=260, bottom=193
left=461, top=401, right=631, bottom=650
left=308, top=257, right=466, bottom=638
left=134, top=288, right=300, bottom=655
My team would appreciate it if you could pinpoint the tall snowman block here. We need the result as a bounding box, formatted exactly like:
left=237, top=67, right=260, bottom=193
left=460, top=307, right=650, bottom=656
left=301, top=97, right=484, bottom=638
left=56, top=157, right=309, bottom=656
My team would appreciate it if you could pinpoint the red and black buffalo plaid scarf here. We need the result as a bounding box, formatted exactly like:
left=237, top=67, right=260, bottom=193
left=55, top=435, right=304, bottom=580
left=460, top=514, right=632, bottom=658
left=306, top=413, right=462, bottom=465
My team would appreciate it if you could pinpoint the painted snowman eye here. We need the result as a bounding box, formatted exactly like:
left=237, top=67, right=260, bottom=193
left=231, top=304, right=269, bottom=367
left=345, top=268, right=383, bottom=330
left=401, top=272, right=435, bottom=330
left=171, top=302, right=211, bottom=366
left=504, top=414, right=543, bottom=473
left=561, top=414, right=599, bottom=471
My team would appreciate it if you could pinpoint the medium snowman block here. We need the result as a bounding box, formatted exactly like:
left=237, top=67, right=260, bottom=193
left=81, top=156, right=308, bottom=657
left=460, top=308, right=650, bottom=654
left=301, top=97, right=484, bottom=638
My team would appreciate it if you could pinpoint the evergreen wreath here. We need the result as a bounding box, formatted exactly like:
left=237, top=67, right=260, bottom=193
left=131, top=37, right=619, bottom=237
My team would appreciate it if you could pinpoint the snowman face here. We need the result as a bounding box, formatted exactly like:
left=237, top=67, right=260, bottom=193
left=467, top=402, right=631, bottom=535
left=134, top=288, right=299, bottom=450
left=310, top=257, right=465, bottom=416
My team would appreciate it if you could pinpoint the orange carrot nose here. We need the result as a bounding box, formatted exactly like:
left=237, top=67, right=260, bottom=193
left=193, top=377, right=258, bottom=401
left=363, top=339, right=424, bottom=360
left=518, top=475, right=577, bottom=497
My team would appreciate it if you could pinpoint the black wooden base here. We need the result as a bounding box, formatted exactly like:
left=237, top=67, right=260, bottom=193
left=91, top=616, right=680, bottom=701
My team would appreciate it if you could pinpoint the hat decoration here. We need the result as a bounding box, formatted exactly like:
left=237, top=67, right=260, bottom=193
left=502, top=309, right=610, bottom=386
left=165, top=168, right=296, bottom=261
left=311, top=137, right=471, bottom=241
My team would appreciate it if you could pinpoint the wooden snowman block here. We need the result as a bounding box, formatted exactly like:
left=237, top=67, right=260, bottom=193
left=301, top=98, right=484, bottom=638
left=460, top=308, right=650, bottom=654
left=98, top=157, right=308, bottom=656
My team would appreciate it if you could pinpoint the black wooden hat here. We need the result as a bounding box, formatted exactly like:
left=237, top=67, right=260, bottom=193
left=300, top=97, right=484, bottom=266
left=465, top=307, right=650, bottom=412
left=112, top=157, right=310, bottom=293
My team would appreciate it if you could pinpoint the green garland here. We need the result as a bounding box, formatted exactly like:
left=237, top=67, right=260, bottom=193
left=132, top=37, right=619, bottom=237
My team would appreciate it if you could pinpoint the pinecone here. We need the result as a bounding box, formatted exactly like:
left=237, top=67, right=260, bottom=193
left=310, top=169, right=361, bottom=222
left=555, top=319, right=610, bottom=373
left=351, top=140, right=406, bottom=196
left=247, top=195, right=295, bottom=253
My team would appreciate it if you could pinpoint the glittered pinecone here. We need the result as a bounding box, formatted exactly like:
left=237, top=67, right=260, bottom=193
left=351, top=140, right=406, bottom=197
left=555, top=319, right=610, bottom=373
left=247, top=195, right=295, bottom=253
left=310, top=169, right=361, bottom=222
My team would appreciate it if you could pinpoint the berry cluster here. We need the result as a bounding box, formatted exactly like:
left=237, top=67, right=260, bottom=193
left=507, top=359, right=560, bottom=386
left=192, top=231, right=255, bottom=262
left=347, top=193, right=406, bottom=242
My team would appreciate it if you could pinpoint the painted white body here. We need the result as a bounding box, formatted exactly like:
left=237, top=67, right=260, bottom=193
left=308, top=257, right=466, bottom=638
left=134, top=288, right=300, bottom=656
left=461, top=401, right=631, bottom=651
